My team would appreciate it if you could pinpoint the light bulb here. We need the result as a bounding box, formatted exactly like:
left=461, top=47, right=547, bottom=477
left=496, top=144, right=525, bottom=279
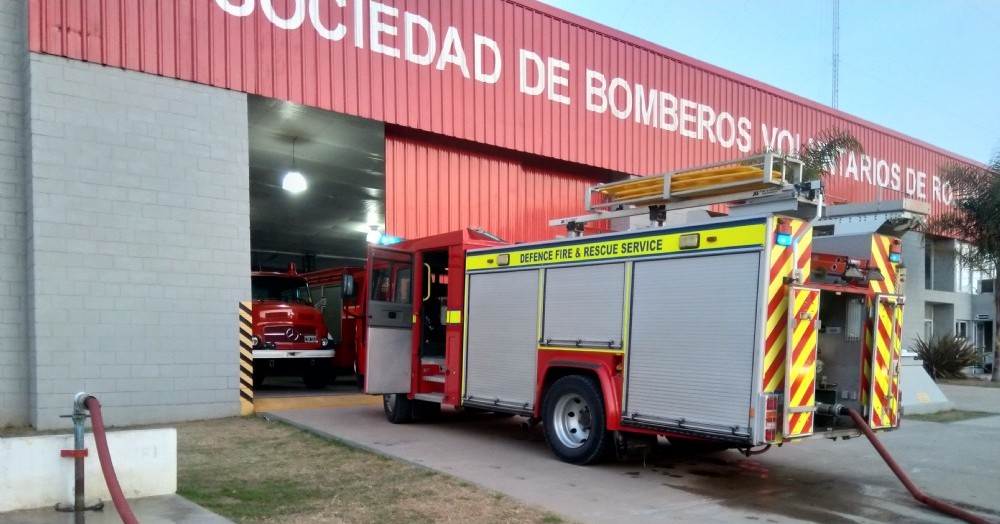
left=282, top=171, right=307, bottom=193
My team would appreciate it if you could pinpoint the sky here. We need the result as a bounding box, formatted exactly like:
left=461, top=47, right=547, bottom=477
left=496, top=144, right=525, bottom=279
left=539, top=0, right=1000, bottom=164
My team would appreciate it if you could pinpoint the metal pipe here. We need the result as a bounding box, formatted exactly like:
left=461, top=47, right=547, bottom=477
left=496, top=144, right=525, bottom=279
left=71, top=409, right=86, bottom=515
left=70, top=392, right=89, bottom=515
left=843, top=407, right=991, bottom=524
left=56, top=392, right=104, bottom=519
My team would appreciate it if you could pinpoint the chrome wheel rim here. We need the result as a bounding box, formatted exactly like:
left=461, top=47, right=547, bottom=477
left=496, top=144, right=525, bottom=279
left=384, top=394, right=396, bottom=412
left=551, top=393, right=591, bottom=449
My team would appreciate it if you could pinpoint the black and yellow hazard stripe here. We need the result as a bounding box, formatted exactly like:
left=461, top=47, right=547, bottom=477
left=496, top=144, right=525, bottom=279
left=239, top=301, right=254, bottom=416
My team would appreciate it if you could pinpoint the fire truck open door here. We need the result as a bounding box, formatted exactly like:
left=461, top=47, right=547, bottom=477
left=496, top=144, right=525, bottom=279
left=868, top=294, right=903, bottom=429
left=784, top=286, right=819, bottom=438
left=364, top=247, right=414, bottom=394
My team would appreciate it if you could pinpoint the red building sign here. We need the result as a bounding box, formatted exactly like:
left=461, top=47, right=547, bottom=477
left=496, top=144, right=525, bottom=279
left=30, top=0, right=974, bottom=222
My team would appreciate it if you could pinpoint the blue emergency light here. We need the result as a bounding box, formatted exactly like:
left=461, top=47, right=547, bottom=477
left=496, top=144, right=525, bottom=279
left=378, top=235, right=403, bottom=245
left=775, top=220, right=793, bottom=246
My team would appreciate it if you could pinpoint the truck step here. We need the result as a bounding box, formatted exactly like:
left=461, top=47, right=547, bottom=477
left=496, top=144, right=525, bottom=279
left=421, top=357, right=445, bottom=366
left=414, top=392, right=445, bottom=403
left=422, top=375, right=446, bottom=383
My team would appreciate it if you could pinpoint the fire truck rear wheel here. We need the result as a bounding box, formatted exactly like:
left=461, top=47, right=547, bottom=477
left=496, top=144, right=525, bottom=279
left=384, top=393, right=413, bottom=424
left=543, top=375, right=612, bottom=465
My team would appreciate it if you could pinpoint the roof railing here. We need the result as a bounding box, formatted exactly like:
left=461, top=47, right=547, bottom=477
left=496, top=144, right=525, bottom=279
left=550, top=153, right=821, bottom=234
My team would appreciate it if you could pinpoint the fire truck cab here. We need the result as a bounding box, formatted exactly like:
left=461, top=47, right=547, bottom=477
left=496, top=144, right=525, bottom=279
left=250, top=265, right=335, bottom=388
left=363, top=154, right=906, bottom=464
left=363, top=229, right=507, bottom=417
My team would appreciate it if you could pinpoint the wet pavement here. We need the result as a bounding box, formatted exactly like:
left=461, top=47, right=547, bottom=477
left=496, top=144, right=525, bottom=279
left=271, top=383, right=1000, bottom=524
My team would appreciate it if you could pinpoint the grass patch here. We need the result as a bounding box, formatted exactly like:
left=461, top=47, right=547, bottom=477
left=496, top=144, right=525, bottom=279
left=176, top=416, right=565, bottom=524
left=905, top=410, right=998, bottom=423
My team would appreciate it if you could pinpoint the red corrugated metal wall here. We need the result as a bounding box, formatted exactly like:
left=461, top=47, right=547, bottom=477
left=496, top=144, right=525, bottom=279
left=385, top=130, right=608, bottom=242
left=29, top=0, right=975, bottom=218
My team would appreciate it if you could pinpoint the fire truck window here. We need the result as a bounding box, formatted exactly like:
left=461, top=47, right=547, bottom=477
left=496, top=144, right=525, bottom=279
left=252, top=276, right=310, bottom=304
left=371, top=268, right=391, bottom=301
left=295, top=285, right=312, bottom=304
left=375, top=276, right=390, bottom=301
left=370, top=263, right=412, bottom=304
left=395, top=268, right=412, bottom=304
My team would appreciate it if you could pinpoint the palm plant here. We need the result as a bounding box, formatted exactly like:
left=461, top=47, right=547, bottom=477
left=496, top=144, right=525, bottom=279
left=925, top=151, right=1000, bottom=382
left=797, top=128, right=864, bottom=182
left=912, top=335, right=980, bottom=380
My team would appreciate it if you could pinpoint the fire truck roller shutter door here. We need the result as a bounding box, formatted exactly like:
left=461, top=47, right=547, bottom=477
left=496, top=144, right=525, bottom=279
left=624, top=251, right=762, bottom=438
left=464, top=269, right=540, bottom=411
left=542, top=263, right=625, bottom=349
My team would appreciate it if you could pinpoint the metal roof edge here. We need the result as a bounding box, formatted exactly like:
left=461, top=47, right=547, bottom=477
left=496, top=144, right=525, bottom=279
left=822, top=199, right=931, bottom=218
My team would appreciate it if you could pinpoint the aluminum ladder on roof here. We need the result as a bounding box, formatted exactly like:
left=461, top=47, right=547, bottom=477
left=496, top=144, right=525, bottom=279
left=550, top=152, right=821, bottom=233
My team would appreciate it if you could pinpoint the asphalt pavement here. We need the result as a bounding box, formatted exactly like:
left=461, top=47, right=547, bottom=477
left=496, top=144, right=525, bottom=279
left=271, top=383, right=1000, bottom=524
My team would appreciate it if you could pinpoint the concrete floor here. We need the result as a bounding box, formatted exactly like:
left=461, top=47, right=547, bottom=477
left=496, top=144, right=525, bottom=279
left=271, top=384, right=1000, bottom=524
left=0, top=495, right=231, bottom=524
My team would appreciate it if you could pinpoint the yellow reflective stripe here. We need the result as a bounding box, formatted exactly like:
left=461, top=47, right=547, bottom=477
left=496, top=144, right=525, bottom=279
left=466, top=223, right=766, bottom=271
left=538, top=346, right=624, bottom=355
left=446, top=310, right=462, bottom=324
left=537, top=270, right=544, bottom=342
left=461, top=274, right=470, bottom=399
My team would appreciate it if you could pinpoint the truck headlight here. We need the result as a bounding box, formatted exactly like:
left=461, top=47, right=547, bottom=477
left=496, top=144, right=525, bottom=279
left=251, top=336, right=260, bottom=348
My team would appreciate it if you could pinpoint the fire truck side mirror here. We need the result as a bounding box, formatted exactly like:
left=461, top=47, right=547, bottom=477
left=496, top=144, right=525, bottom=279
left=342, top=275, right=356, bottom=299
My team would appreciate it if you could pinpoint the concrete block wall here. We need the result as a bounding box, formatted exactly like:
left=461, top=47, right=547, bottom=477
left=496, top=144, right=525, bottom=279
left=0, top=0, right=29, bottom=426
left=28, top=54, right=250, bottom=429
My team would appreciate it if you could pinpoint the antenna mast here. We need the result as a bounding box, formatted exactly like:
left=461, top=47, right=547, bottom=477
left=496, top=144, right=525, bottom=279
left=832, top=0, right=840, bottom=109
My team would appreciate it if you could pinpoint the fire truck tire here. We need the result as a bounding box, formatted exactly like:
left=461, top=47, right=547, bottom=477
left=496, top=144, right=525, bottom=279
left=383, top=393, right=413, bottom=424
left=543, top=375, right=613, bottom=465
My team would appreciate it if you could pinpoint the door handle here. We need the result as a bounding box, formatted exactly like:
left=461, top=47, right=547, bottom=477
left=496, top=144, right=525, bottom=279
left=388, top=312, right=397, bottom=319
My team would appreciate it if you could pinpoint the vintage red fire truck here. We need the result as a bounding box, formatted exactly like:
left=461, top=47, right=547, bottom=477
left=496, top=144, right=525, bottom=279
left=250, top=265, right=335, bottom=388
left=361, top=154, right=908, bottom=464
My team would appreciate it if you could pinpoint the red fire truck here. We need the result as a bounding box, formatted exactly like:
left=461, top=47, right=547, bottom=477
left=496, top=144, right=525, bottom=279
left=303, top=266, right=368, bottom=386
left=808, top=200, right=926, bottom=432
left=361, top=154, right=906, bottom=464
left=250, top=265, right=335, bottom=388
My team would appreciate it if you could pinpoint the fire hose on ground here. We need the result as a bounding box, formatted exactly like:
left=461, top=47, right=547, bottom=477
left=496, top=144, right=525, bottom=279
left=57, top=392, right=139, bottom=524
left=818, top=403, right=993, bottom=524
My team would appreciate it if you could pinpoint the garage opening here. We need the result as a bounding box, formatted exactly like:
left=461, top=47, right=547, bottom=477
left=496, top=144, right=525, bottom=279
left=248, top=95, right=385, bottom=396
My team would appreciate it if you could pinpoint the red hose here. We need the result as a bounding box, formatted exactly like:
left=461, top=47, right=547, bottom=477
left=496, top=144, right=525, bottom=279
left=846, top=408, right=992, bottom=524
left=83, top=396, right=139, bottom=524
